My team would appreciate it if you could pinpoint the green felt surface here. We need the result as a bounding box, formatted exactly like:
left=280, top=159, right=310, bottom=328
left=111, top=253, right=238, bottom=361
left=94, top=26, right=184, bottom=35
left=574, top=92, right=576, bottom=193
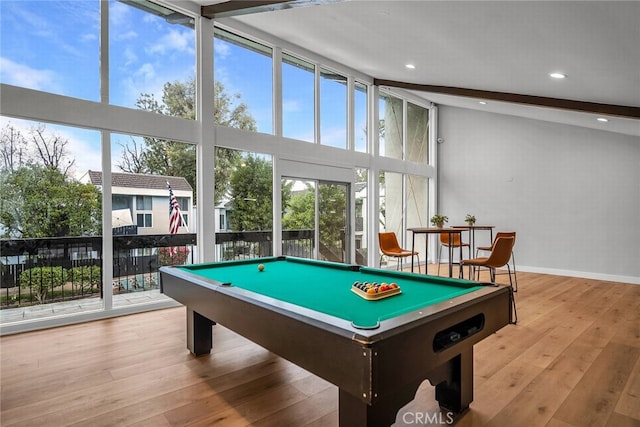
left=179, top=257, right=483, bottom=328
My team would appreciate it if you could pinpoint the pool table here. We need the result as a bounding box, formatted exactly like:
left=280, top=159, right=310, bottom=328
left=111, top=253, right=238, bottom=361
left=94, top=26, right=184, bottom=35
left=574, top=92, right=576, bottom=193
left=160, top=256, right=511, bottom=427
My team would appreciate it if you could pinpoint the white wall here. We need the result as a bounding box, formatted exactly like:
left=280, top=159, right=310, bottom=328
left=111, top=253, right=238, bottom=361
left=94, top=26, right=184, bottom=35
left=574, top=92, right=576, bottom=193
left=438, top=106, right=640, bottom=284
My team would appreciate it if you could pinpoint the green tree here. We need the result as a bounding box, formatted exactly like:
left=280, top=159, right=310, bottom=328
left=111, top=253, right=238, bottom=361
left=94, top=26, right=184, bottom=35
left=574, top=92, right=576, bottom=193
left=0, top=123, right=28, bottom=172
left=228, top=154, right=273, bottom=231
left=282, top=183, right=314, bottom=230
left=117, top=78, right=256, bottom=204
left=318, top=184, right=347, bottom=250
left=1, top=164, right=101, bottom=238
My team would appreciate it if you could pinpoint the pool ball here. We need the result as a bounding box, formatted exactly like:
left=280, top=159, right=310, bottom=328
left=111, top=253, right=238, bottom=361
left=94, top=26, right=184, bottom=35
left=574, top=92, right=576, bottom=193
left=258, top=264, right=265, bottom=272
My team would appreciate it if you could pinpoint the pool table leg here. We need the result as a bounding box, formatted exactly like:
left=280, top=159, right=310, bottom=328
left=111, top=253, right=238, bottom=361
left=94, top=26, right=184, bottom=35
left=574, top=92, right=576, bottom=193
left=338, top=380, right=422, bottom=427
left=187, top=308, right=215, bottom=356
left=432, top=347, right=474, bottom=413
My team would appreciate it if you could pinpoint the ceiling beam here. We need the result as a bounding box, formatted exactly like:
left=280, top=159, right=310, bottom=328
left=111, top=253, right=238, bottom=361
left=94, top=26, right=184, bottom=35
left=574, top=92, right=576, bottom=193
left=202, top=1, right=345, bottom=19
left=374, top=79, right=640, bottom=120
left=202, top=1, right=290, bottom=18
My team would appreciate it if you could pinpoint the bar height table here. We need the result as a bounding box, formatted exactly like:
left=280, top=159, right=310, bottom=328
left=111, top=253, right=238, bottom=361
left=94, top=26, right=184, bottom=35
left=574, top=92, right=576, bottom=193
left=407, top=227, right=464, bottom=278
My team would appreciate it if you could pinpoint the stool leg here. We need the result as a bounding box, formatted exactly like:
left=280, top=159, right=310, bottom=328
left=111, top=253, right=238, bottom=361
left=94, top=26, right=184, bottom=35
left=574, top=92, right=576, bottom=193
left=511, top=253, right=518, bottom=292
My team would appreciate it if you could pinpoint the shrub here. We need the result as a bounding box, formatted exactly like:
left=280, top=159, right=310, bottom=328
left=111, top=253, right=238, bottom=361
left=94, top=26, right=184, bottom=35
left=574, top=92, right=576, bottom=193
left=158, top=247, right=190, bottom=266
left=69, top=266, right=102, bottom=292
left=19, top=266, right=68, bottom=304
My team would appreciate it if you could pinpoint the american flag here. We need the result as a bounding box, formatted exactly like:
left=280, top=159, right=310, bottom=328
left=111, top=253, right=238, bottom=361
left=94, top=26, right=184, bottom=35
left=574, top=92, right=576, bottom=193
left=168, top=183, right=182, bottom=235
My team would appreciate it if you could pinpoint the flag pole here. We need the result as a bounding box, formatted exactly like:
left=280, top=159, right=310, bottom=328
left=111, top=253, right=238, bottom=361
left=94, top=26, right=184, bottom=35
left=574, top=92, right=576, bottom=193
left=167, top=181, right=190, bottom=233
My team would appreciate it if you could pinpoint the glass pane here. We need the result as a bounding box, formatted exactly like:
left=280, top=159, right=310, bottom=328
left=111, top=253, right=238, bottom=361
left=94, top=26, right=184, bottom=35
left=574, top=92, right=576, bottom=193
left=109, top=0, right=196, bottom=116
left=354, top=81, right=368, bottom=153
left=355, top=169, right=368, bottom=266
left=0, top=117, right=102, bottom=319
left=406, top=174, right=428, bottom=270
left=214, top=28, right=271, bottom=133
left=379, top=93, right=403, bottom=159
left=214, top=148, right=273, bottom=260
left=379, top=170, right=404, bottom=268
left=319, top=68, right=347, bottom=149
left=282, top=53, right=315, bottom=143
left=0, top=1, right=100, bottom=101
left=318, top=182, right=348, bottom=262
left=281, top=179, right=315, bottom=259
left=407, top=102, right=429, bottom=164
left=111, top=133, right=196, bottom=307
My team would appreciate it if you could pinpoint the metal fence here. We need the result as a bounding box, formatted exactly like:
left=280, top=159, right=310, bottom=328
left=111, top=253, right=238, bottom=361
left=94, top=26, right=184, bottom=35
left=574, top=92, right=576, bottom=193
left=0, top=230, right=314, bottom=308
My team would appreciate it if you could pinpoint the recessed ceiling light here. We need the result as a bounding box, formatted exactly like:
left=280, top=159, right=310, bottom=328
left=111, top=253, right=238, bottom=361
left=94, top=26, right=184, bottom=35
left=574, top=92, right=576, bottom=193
left=405, top=64, right=415, bottom=69
left=549, top=72, right=567, bottom=79
left=478, top=101, right=487, bottom=105
left=597, top=117, right=609, bottom=122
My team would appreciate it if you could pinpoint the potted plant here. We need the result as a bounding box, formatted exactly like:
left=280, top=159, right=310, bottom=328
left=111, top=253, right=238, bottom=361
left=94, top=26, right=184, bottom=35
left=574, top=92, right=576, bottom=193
left=430, top=214, right=448, bottom=228
left=465, top=214, right=476, bottom=226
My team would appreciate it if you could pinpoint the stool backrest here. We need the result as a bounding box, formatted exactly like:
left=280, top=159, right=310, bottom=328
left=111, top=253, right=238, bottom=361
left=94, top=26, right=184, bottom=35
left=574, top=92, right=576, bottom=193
left=379, top=232, right=402, bottom=254
left=486, top=236, right=515, bottom=269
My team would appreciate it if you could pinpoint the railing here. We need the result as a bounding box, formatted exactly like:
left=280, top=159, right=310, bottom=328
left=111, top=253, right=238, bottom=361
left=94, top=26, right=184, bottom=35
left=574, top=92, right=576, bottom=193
left=0, top=230, right=314, bottom=308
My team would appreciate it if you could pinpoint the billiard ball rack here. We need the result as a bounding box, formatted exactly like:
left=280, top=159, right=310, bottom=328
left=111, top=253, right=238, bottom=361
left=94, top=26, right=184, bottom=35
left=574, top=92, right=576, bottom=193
left=351, top=283, right=402, bottom=300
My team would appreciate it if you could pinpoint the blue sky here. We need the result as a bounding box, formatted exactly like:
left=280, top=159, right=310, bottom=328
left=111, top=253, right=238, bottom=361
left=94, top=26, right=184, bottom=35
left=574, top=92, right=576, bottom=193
left=1, top=0, right=364, bottom=177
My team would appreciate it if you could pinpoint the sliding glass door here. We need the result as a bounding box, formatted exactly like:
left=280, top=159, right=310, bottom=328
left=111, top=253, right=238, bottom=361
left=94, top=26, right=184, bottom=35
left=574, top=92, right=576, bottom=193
left=281, top=178, right=349, bottom=263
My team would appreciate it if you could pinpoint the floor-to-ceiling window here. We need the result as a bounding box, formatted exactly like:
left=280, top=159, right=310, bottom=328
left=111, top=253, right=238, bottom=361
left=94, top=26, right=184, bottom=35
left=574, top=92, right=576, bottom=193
left=0, top=0, right=435, bottom=331
left=110, top=132, right=196, bottom=308
left=0, top=118, right=103, bottom=317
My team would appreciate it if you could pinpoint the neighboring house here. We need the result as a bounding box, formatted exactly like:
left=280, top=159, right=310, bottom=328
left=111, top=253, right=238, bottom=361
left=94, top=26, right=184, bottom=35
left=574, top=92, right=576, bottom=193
left=80, top=171, right=193, bottom=235
left=215, top=199, right=232, bottom=232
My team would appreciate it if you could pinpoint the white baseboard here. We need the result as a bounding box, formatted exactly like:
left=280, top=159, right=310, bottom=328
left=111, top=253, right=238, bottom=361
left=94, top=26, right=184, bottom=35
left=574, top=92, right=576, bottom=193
left=510, top=265, right=640, bottom=285
left=431, top=258, right=639, bottom=285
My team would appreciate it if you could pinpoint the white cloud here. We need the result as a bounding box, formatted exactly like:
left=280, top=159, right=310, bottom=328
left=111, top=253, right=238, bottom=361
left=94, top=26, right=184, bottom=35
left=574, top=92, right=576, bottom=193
left=81, top=33, right=98, bottom=43
left=0, top=117, right=101, bottom=179
left=283, top=99, right=301, bottom=113
left=62, top=131, right=102, bottom=179
left=214, top=40, right=231, bottom=59
left=320, top=127, right=347, bottom=148
left=0, top=57, right=59, bottom=92
left=135, top=63, right=156, bottom=80
left=123, top=47, right=138, bottom=67
left=148, top=28, right=194, bottom=56
left=113, top=30, right=138, bottom=42
left=109, top=1, right=132, bottom=28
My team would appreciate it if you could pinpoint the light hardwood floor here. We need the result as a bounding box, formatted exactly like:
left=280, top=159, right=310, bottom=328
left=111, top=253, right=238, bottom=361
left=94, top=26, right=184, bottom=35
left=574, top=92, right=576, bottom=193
left=1, top=267, right=639, bottom=427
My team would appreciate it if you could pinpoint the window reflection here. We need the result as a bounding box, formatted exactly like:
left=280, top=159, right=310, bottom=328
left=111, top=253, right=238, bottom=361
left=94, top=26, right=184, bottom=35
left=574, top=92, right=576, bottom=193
left=355, top=81, right=368, bottom=152
left=379, top=93, right=403, bottom=159
left=407, top=102, right=429, bottom=164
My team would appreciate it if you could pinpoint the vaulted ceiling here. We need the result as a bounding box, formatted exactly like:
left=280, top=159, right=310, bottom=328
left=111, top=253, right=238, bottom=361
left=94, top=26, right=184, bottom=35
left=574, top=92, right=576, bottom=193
left=198, top=1, right=640, bottom=136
